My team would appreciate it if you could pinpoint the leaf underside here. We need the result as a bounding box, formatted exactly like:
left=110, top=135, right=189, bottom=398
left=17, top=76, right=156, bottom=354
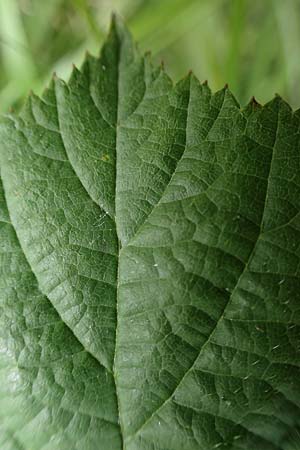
left=0, top=17, right=300, bottom=450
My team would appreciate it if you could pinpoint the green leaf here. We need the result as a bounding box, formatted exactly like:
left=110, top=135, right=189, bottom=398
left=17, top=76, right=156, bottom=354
left=0, top=16, right=300, bottom=450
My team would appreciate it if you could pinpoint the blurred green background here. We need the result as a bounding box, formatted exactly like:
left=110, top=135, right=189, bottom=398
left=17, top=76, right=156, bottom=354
left=1, top=0, right=300, bottom=113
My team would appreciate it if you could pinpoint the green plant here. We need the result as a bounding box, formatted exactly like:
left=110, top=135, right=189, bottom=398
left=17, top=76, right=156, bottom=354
left=0, top=17, right=299, bottom=450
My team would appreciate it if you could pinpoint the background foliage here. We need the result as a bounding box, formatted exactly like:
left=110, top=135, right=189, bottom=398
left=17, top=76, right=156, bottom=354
left=1, top=0, right=300, bottom=113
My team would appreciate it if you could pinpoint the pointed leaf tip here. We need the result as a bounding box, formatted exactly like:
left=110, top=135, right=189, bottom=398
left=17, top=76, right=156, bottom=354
left=250, top=96, right=260, bottom=106
left=109, top=11, right=127, bottom=35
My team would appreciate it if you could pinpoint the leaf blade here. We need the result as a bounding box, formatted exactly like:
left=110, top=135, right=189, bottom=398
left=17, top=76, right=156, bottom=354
left=0, top=18, right=300, bottom=450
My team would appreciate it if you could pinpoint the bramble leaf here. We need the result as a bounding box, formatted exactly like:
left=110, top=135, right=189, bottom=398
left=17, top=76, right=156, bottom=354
left=0, top=17, right=300, bottom=450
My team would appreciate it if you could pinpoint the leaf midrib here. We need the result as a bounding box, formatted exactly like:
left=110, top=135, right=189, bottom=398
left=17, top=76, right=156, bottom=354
left=112, top=23, right=124, bottom=449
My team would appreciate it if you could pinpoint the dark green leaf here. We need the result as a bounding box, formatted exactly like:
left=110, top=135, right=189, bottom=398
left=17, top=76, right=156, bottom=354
left=0, top=17, right=299, bottom=450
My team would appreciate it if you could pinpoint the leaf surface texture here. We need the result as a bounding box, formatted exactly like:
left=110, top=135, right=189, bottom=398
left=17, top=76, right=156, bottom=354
left=0, top=18, right=300, bottom=450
